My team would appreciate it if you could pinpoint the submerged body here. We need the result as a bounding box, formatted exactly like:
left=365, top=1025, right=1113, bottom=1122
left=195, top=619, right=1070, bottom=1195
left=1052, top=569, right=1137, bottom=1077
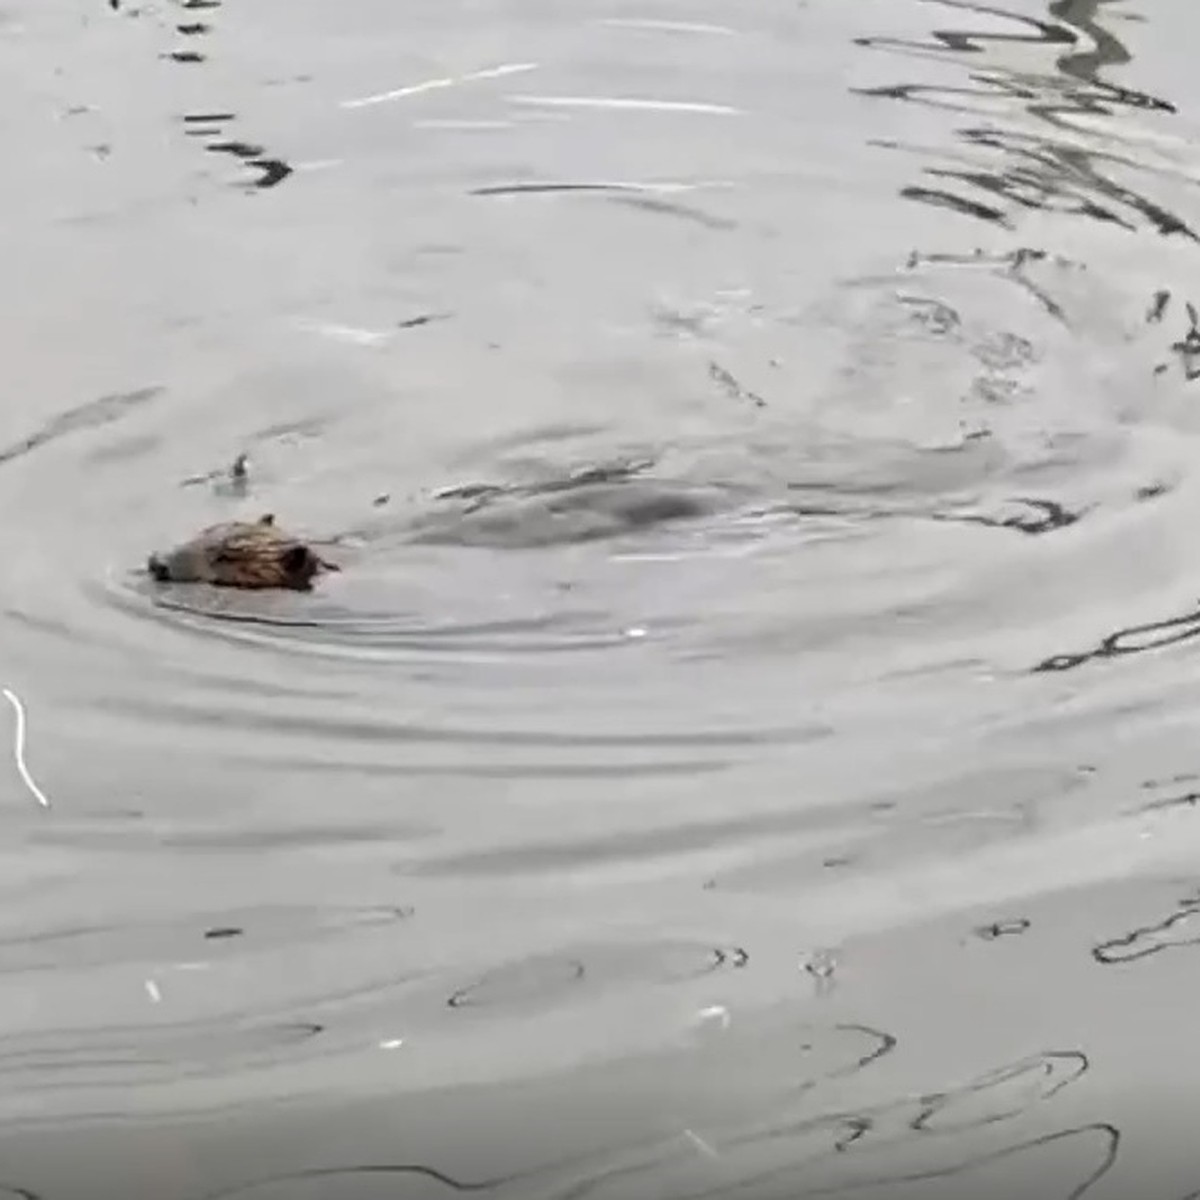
left=147, top=513, right=338, bottom=591
left=408, top=480, right=715, bottom=547
left=409, top=459, right=726, bottom=548
left=146, top=459, right=721, bottom=586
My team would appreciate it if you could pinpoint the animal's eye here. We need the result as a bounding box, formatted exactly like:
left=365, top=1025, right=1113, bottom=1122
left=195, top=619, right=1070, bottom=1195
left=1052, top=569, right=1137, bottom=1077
left=282, top=545, right=310, bottom=573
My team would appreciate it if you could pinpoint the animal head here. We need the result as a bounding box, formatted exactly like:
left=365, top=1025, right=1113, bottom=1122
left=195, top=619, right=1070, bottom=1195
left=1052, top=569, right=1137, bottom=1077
left=148, top=513, right=339, bottom=590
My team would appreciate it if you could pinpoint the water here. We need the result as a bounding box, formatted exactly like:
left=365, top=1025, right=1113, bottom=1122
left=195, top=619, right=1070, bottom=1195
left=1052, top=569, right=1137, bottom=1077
left=2, top=0, right=1200, bottom=1195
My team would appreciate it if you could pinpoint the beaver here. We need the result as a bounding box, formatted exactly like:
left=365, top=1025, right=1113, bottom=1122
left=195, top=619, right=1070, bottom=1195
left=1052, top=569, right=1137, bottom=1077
left=147, top=513, right=339, bottom=590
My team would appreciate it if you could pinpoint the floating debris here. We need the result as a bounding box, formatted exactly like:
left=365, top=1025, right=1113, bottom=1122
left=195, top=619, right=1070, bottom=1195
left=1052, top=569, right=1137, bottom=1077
left=975, top=918, right=1031, bottom=940
left=1170, top=302, right=1200, bottom=380
left=802, top=947, right=838, bottom=994
left=708, top=360, right=766, bottom=408
left=181, top=451, right=250, bottom=494
left=397, top=313, right=452, bottom=330
left=1147, top=289, right=1170, bottom=323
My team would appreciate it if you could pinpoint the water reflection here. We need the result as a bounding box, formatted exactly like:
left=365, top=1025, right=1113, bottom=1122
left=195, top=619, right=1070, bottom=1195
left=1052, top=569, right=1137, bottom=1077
left=113, top=0, right=293, bottom=189
left=1051, top=0, right=1130, bottom=86
left=856, top=0, right=1191, bottom=237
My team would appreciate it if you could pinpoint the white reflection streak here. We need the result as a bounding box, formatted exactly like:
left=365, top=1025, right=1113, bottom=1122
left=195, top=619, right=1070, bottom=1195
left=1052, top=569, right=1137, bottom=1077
left=682, top=1128, right=719, bottom=1158
left=507, top=95, right=742, bottom=115
left=599, top=18, right=736, bottom=35
left=696, top=1004, right=731, bottom=1030
left=413, top=120, right=513, bottom=131
left=295, top=319, right=393, bottom=347
left=2, top=688, right=50, bottom=809
left=292, top=159, right=344, bottom=173
left=341, top=62, right=538, bottom=110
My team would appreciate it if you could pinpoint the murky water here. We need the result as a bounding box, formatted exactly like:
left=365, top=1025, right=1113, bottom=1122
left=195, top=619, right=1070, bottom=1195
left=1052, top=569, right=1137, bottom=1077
left=4, top=0, right=1200, bottom=1195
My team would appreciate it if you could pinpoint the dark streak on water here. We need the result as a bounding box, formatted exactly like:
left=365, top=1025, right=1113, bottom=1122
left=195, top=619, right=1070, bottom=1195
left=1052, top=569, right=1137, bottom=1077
left=1032, top=603, right=1200, bottom=673
left=0, top=387, right=163, bottom=468
left=116, top=0, right=294, bottom=190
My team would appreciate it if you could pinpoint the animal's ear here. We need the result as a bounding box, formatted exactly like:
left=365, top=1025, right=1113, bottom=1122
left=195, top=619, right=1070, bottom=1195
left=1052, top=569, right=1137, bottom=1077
left=282, top=544, right=311, bottom=574
left=258, top=513, right=275, bottom=526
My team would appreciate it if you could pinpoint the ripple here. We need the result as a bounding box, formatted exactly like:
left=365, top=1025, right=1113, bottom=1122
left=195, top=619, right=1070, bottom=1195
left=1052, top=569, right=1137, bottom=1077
left=0, top=234, right=1183, bottom=792
left=0, top=1016, right=325, bottom=1095
left=445, top=941, right=749, bottom=1013
left=0, top=898, right=433, bottom=1124
left=527, top=1102, right=1112, bottom=1200
left=197, top=1166, right=499, bottom=1200
left=914, top=1051, right=1087, bottom=1131
left=0, top=903, right=412, bottom=973
left=1093, top=893, right=1200, bottom=964
left=800, top=1124, right=1118, bottom=1200
left=520, top=1041, right=1089, bottom=1200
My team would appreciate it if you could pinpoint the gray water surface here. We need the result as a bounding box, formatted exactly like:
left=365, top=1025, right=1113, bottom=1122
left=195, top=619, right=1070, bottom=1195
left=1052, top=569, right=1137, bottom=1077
left=3, top=0, right=1200, bottom=1196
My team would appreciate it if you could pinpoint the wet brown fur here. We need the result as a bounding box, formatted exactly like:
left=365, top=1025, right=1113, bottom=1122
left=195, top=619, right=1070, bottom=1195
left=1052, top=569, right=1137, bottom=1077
left=147, top=513, right=339, bottom=591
